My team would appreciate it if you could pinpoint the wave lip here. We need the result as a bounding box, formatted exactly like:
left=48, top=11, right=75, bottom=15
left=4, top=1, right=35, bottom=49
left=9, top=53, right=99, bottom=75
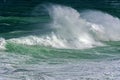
left=8, top=34, right=67, bottom=48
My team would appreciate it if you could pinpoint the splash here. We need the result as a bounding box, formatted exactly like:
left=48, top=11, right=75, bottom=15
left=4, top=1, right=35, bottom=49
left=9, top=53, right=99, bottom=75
left=81, top=10, right=120, bottom=41
left=47, top=5, right=104, bottom=49
left=8, top=4, right=120, bottom=49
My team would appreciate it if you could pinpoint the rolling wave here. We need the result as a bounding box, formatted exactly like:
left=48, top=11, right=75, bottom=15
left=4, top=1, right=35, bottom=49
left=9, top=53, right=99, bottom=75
left=1, top=4, right=120, bottom=50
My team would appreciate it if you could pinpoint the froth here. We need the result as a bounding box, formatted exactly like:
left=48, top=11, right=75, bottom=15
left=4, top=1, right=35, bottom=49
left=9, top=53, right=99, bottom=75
left=0, top=38, right=6, bottom=50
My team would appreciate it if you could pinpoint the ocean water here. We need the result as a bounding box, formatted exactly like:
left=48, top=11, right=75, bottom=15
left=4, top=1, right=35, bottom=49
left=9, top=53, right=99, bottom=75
left=0, top=1, right=120, bottom=80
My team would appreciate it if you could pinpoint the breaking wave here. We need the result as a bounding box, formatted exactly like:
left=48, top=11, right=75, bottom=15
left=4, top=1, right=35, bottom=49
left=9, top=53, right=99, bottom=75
left=1, top=4, right=120, bottom=49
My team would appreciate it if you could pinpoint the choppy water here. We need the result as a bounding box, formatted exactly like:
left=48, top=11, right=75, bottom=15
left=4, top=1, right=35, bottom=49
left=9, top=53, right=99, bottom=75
left=0, top=1, right=120, bottom=80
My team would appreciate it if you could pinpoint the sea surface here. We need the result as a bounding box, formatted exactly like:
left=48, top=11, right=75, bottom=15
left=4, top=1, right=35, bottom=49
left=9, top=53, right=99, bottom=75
left=0, top=0, right=120, bottom=80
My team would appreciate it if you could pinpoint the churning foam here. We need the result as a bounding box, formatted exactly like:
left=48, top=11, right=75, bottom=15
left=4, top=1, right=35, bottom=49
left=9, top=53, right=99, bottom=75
left=8, top=5, right=120, bottom=49
left=0, top=38, right=6, bottom=50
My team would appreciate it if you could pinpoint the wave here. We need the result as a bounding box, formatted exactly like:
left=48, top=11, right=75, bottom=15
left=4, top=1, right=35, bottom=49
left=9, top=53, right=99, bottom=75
left=1, top=4, right=120, bottom=50
left=5, top=42, right=118, bottom=59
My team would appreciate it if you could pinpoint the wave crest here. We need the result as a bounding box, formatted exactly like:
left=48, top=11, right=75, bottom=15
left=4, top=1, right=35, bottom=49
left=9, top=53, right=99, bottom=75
left=6, top=4, right=120, bottom=49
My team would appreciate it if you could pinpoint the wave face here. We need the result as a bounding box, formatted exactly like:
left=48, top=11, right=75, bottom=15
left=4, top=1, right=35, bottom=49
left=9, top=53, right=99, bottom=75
left=2, top=4, right=120, bottom=50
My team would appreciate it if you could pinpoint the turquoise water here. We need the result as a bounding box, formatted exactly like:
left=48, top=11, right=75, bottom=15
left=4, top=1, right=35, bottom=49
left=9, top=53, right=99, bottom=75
left=0, top=1, right=120, bottom=80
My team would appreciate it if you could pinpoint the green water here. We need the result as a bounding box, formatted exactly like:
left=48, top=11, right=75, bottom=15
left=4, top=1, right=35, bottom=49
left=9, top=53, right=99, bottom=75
left=5, top=41, right=120, bottom=59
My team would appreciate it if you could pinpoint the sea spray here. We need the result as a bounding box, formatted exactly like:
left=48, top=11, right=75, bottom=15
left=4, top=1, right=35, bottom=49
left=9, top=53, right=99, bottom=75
left=81, top=10, right=120, bottom=41
left=47, top=5, right=103, bottom=48
left=8, top=5, right=120, bottom=49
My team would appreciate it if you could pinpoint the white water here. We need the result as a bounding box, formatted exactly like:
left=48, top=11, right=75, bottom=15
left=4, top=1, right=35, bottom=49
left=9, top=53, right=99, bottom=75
left=2, top=5, right=120, bottom=49
left=0, top=38, right=6, bottom=50
left=1, top=52, right=120, bottom=80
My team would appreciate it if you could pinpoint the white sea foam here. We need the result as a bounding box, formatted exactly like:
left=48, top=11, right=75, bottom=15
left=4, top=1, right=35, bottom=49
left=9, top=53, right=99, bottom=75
left=9, top=34, right=67, bottom=48
left=0, top=38, right=6, bottom=50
